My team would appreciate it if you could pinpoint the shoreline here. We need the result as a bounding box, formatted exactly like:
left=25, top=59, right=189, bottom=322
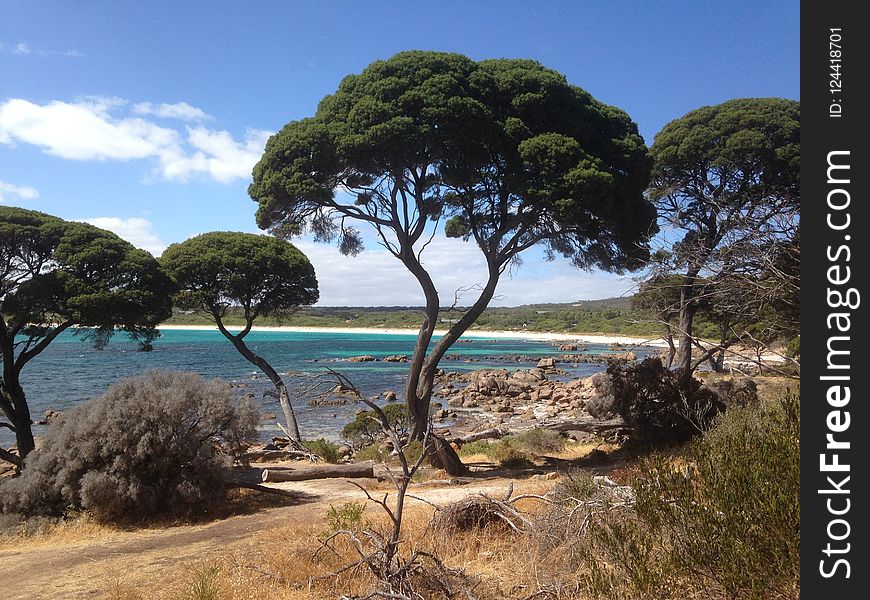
left=157, top=324, right=667, bottom=347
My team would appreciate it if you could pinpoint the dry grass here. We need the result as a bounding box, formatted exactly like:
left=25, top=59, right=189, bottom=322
left=81, top=477, right=590, bottom=600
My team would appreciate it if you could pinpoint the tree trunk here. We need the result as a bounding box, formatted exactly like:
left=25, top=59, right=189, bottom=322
left=275, top=381, right=301, bottom=443
left=663, top=322, right=676, bottom=369
left=675, top=272, right=700, bottom=381
left=2, top=375, right=35, bottom=463
left=215, top=320, right=302, bottom=442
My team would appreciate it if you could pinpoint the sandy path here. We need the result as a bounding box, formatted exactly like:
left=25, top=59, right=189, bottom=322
left=0, top=476, right=525, bottom=599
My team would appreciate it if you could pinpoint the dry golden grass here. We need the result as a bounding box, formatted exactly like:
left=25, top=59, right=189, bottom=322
left=86, top=476, right=591, bottom=600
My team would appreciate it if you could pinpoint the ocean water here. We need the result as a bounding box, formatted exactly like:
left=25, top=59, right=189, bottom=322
left=6, top=328, right=652, bottom=445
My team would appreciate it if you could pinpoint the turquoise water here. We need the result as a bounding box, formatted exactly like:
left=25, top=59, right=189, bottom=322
left=7, top=328, right=650, bottom=444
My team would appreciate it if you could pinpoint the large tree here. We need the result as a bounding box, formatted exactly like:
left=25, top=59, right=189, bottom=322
left=249, top=51, right=657, bottom=473
left=0, top=207, right=173, bottom=467
left=647, top=97, right=799, bottom=378
left=160, top=231, right=319, bottom=442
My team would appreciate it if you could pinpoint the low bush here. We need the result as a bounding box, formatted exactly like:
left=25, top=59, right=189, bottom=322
left=324, top=501, right=368, bottom=533
left=0, top=371, right=258, bottom=523
left=303, top=438, right=342, bottom=463
left=702, top=377, right=758, bottom=407
left=582, top=391, right=800, bottom=599
left=607, top=357, right=724, bottom=444
left=491, top=444, right=534, bottom=469
left=508, top=427, right=567, bottom=455
left=341, top=403, right=408, bottom=450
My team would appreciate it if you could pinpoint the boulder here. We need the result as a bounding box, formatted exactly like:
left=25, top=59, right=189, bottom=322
left=583, top=372, right=619, bottom=418
left=348, top=355, right=376, bottom=362
left=383, top=354, right=408, bottom=363
left=537, top=357, right=556, bottom=369
left=384, top=390, right=398, bottom=402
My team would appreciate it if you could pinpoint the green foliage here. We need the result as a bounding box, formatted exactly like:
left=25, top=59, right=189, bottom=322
left=341, top=403, right=408, bottom=449
left=607, top=358, right=724, bottom=444
left=302, top=438, right=342, bottom=463
left=0, top=207, right=173, bottom=337
left=0, top=371, right=258, bottom=523
left=582, top=392, right=800, bottom=599
left=324, top=501, right=368, bottom=533
left=160, top=231, right=318, bottom=320
left=1, top=207, right=174, bottom=460
left=250, top=50, right=656, bottom=272
left=647, top=98, right=800, bottom=370
left=508, top=427, right=567, bottom=455
left=457, top=440, right=495, bottom=457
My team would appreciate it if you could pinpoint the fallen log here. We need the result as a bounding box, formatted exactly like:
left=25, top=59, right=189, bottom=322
left=262, top=461, right=374, bottom=483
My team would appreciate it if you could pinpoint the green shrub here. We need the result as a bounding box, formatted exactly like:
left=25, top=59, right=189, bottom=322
left=457, top=440, right=495, bottom=457
left=582, top=392, right=800, bottom=599
left=324, top=501, right=367, bottom=533
left=341, top=403, right=408, bottom=449
left=0, top=371, right=257, bottom=523
left=303, top=438, right=342, bottom=463
left=607, top=357, right=724, bottom=444
left=508, top=427, right=567, bottom=455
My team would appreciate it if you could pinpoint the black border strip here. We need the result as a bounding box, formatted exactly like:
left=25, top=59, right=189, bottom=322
left=801, top=2, right=869, bottom=595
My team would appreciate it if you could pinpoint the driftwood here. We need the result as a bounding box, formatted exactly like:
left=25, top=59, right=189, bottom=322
left=263, top=461, right=374, bottom=483
left=449, top=416, right=625, bottom=446
left=225, top=461, right=375, bottom=487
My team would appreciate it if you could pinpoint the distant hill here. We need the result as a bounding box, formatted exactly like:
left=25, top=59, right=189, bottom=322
left=163, top=295, right=688, bottom=337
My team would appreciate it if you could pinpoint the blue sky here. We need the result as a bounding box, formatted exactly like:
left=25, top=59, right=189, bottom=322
left=1, top=1, right=799, bottom=306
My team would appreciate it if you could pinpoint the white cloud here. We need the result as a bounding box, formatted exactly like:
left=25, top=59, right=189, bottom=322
left=0, top=180, right=39, bottom=204
left=80, top=217, right=167, bottom=256
left=14, top=42, right=31, bottom=55
left=293, top=234, right=636, bottom=307
left=132, top=101, right=213, bottom=122
left=0, top=97, right=270, bottom=184
left=0, top=98, right=180, bottom=161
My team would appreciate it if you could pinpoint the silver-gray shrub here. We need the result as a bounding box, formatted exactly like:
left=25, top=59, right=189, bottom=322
left=0, top=371, right=258, bottom=522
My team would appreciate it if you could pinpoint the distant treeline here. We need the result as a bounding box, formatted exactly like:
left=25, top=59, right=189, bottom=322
left=163, top=298, right=723, bottom=339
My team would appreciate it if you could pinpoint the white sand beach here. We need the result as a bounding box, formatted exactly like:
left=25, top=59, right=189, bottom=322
left=157, top=324, right=667, bottom=347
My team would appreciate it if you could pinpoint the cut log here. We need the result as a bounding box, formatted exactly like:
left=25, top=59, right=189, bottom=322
left=225, top=461, right=375, bottom=486
left=261, top=461, right=374, bottom=483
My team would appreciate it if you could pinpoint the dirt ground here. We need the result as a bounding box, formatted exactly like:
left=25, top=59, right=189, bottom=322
left=0, top=471, right=541, bottom=599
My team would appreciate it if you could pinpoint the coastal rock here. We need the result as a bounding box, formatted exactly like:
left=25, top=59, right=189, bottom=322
left=536, top=357, right=556, bottom=370
left=383, top=390, right=398, bottom=402
left=348, top=355, right=376, bottom=362
left=383, top=354, right=408, bottom=362
left=583, top=372, right=619, bottom=418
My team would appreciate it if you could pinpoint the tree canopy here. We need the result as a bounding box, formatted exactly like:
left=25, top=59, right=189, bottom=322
left=161, top=231, right=319, bottom=441
left=646, top=97, right=800, bottom=375
left=250, top=51, right=656, bottom=272
left=1, top=206, right=173, bottom=465
left=248, top=51, right=657, bottom=472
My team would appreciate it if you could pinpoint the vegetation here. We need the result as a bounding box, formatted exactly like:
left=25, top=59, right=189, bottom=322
left=0, top=371, right=257, bottom=523
left=647, top=98, right=800, bottom=377
left=302, top=438, right=343, bottom=463
left=160, top=231, right=319, bottom=441
left=250, top=50, right=656, bottom=474
left=342, top=403, right=409, bottom=450
left=0, top=207, right=173, bottom=466
left=583, top=392, right=800, bottom=599
left=607, top=357, right=724, bottom=445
